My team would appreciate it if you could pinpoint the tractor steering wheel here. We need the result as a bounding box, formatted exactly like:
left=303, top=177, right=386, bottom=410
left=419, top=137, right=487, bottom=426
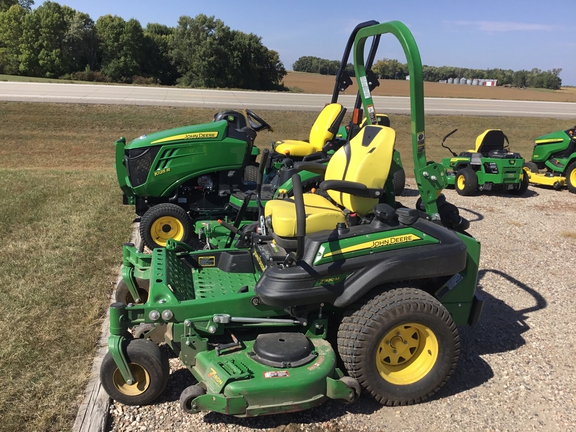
left=245, top=109, right=273, bottom=132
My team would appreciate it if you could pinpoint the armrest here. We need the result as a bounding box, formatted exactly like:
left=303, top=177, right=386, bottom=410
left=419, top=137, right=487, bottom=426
left=293, top=162, right=328, bottom=175
left=320, top=180, right=383, bottom=198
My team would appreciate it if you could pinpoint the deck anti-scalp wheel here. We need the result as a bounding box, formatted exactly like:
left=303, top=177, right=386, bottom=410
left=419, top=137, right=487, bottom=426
left=140, top=203, right=193, bottom=249
left=114, top=278, right=150, bottom=305
left=100, top=339, right=169, bottom=406
left=337, top=287, right=460, bottom=405
left=455, top=167, right=478, bottom=196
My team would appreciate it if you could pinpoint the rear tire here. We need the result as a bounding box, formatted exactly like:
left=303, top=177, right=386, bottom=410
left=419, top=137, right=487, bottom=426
left=337, top=287, right=459, bottom=406
left=100, top=339, right=170, bottom=406
left=523, top=161, right=539, bottom=173
left=509, top=171, right=529, bottom=195
left=140, top=203, right=194, bottom=249
left=566, top=161, right=576, bottom=193
left=393, top=168, right=406, bottom=196
left=455, top=167, right=478, bottom=196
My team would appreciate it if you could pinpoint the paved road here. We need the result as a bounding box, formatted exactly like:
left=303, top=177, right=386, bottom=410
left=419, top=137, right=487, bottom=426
left=2, top=81, right=576, bottom=118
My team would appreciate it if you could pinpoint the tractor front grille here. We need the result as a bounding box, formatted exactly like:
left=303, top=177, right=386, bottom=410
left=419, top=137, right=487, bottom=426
left=125, top=146, right=160, bottom=187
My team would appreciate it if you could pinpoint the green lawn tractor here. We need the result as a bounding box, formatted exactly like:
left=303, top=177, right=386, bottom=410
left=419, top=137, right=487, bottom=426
left=441, top=128, right=528, bottom=196
left=523, top=125, right=576, bottom=192
left=101, top=20, right=483, bottom=418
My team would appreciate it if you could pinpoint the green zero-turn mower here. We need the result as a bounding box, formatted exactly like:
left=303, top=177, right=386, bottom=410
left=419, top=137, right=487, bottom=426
left=523, top=125, right=576, bottom=192
left=441, top=128, right=529, bottom=196
left=100, top=20, right=484, bottom=417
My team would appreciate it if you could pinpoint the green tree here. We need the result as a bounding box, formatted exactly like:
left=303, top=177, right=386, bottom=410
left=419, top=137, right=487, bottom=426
left=64, top=11, right=98, bottom=72
left=95, top=15, right=145, bottom=82
left=170, top=14, right=232, bottom=87
left=142, top=23, right=179, bottom=85
left=0, top=0, right=33, bottom=12
left=0, top=4, right=27, bottom=73
left=18, top=1, right=76, bottom=77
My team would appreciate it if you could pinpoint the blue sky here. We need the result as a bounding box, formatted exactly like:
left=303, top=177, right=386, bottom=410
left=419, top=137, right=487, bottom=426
left=35, top=0, right=576, bottom=86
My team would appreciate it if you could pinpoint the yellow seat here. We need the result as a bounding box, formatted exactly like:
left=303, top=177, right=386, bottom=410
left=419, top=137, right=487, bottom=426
left=265, top=125, right=396, bottom=239
left=274, top=103, right=346, bottom=157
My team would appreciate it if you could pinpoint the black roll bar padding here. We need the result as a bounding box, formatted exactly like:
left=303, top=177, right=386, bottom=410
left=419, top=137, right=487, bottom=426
left=291, top=173, right=306, bottom=261
left=331, top=20, right=380, bottom=103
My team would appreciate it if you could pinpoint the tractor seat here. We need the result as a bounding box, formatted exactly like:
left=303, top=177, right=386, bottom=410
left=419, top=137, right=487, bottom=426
left=265, top=125, right=396, bottom=246
left=274, top=103, right=346, bottom=157
left=474, top=129, right=508, bottom=156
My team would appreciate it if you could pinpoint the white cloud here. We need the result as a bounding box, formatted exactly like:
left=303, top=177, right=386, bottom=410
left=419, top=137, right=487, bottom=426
left=449, top=20, right=553, bottom=32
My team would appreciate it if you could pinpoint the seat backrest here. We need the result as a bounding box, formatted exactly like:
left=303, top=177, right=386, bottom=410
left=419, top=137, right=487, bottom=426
left=325, top=125, right=396, bottom=215
left=308, top=103, right=347, bottom=150
left=475, top=129, right=506, bottom=154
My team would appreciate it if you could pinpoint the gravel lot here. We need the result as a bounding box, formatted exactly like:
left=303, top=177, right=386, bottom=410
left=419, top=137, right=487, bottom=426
left=107, top=182, right=576, bottom=432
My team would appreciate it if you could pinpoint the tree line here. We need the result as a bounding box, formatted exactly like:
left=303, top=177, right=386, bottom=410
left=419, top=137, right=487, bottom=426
left=0, top=1, right=287, bottom=90
left=293, top=56, right=563, bottom=90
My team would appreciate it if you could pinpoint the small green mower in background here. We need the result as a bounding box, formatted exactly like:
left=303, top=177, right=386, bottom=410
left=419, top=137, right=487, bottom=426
left=523, top=125, right=576, bottom=192
left=441, top=128, right=528, bottom=196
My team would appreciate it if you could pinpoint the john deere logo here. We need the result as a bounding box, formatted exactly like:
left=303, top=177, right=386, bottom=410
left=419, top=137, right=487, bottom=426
left=152, top=132, right=219, bottom=144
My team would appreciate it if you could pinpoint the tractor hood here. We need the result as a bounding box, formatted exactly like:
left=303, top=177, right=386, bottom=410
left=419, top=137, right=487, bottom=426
left=534, top=129, right=569, bottom=146
left=126, top=120, right=229, bottom=150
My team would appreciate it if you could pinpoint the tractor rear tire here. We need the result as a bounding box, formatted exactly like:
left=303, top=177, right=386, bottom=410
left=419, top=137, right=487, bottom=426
left=140, top=203, right=194, bottom=250
left=509, top=171, right=529, bottom=195
left=523, top=161, right=539, bottom=173
left=100, top=339, right=170, bottom=406
left=115, top=278, right=150, bottom=305
left=393, top=168, right=406, bottom=196
left=455, top=167, right=478, bottom=196
left=337, top=287, right=460, bottom=406
left=566, top=161, right=576, bottom=193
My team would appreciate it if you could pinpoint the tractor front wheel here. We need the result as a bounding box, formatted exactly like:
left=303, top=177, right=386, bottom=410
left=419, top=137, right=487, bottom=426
left=566, top=161, right=576, bottom=193
left=337, top=287, right=459, bottom=406
left=100, top=339, right=170, bottom=406
left=140, top=203, right=194, bottom=249
left=393, top=168, right=406, bottom=196
left=455, top=167, right=478, bottom=196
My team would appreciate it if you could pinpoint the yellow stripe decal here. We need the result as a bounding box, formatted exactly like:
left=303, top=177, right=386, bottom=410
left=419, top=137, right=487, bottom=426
left=324, top=234, right=422, bottom=258
left=535, top=139, right=564, bottom=144
left=152, top=131, right=219, bottom=144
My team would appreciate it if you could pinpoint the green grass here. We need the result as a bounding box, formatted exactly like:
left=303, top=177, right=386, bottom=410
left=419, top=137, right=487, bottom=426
left=0, top=101, right=573, bottom=431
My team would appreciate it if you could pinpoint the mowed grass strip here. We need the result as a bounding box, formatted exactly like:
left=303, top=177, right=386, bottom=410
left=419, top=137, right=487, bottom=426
left=0, top=101, right=573, bottom=431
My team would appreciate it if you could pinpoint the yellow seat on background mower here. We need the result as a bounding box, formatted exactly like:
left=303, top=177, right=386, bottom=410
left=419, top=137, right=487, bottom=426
left=473, top=129, right=507, bottom=154
left=274, top=103, right=346, bottom=157
left=265, top=125, right=396, bottom=238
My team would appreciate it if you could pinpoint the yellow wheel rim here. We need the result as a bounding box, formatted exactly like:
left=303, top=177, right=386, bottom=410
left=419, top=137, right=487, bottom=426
left=150, top=216, right=184, bottom=247
left=376, top=323, right=438, bottom=385
left=456, top=174, right=466, bottom=190
left=112, top=363, right=150, bottom=396
left=570, top=169, right=576, bottom=187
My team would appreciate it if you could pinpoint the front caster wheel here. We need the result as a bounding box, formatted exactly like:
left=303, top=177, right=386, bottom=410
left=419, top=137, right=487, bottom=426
left=100, top=339, right=169, bottom=406
left=337, top=287, right=459, bottom=406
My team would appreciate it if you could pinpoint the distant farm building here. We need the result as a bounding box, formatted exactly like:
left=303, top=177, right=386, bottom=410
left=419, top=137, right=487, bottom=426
left=439, top=78, right=498, bottom=86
